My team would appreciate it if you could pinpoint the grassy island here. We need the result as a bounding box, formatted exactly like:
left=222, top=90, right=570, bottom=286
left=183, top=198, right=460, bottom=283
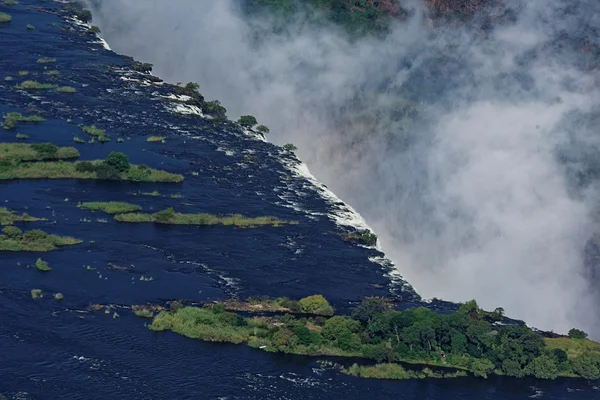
left=0, top=143, right=79, bottom=161
left=0, top=149, right=184, bottom=183
left=0, top=207, right=44, bottom=225
left=78, top=201, right=142, bottom=215
left=138, top=296, right=600, bottom=381
left=115, top=207, right=296, bottom=227
left=0, top=226, right=81, bottom=251
left=2, top=112, right=45, bottom=130
left=341, top=229, right=378, bottom=246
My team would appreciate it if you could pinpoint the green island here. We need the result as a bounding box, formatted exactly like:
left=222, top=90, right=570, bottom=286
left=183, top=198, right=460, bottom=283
left=77, top=201, right=142, bottom=214
left=133, top=296, right=600, bottom=381
left=114, top=207, right=297, bottom=227
left=0, top=146, right=184, bottom=183
left=2, top=112, right=45, bottom=129
left=0, top=207, right=44, bottom=225
left=341, top=229, right=378, bottom=246
left=0, top=226, right=81, bottom=251
left=0, top=143, right=79, bottom=161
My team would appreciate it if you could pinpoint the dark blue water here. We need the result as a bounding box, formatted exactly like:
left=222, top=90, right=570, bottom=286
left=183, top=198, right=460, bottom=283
left=0, top=2, right=598, bottom=399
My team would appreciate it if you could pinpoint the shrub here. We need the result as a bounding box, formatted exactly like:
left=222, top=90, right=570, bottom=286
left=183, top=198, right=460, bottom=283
left=26, top=24, right=35, bottom=30
left=88, top=25, right=101, bottom=34
left=31, top=143, right=58, bottom=157
left=185, top=82, right=200, bottom=92
left=57, top=86, right=76, bottom=93
left=153, top=208, right=176, bottom=223
left=21, top=229, right=48, bottom=242
left=37, top=57, right=56, bottom=64
left=2, top=225, right=22, bottom=239
left=31, top=289, right=43, bottom=299
left=298, top=294, right=334, bottom=315
left=74, top=9, right=92, bottom=23
left=74, top=161, right=96, bottom=173
left=95, top=163, right=120, bottom=180
left=54, top=293, right=63, bottom=301
left=16, top=133, right=28, bottom=140
left=105, top=152, right=130, bottom=172
left=256, top=125, right=270, bottom=134
left=568, top=328, right=588, bottom=339
left=283, top=143, right=297, bottom=151
left=238, top=115, right=258, bottom=128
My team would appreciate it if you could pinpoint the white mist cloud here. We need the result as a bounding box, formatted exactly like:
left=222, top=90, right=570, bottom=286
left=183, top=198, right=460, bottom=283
left=87, top=0, right=600, bottom=335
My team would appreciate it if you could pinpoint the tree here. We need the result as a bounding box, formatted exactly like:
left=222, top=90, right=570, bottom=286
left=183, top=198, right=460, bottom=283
left=298, top=294, right=334, bottom=315
left=451, top=331, right=468, bottom=355
left=238, top=115, right=258, bottom=128
left=32, top=143, right=58, bottom=158
left=470, top=358, right=495, bottom=378
left=153, top=208, right=176, bottom=223
left=105, top=152, right=130, bottom=172
left=572, top=355, right=600, bottom=380
left=502, top=358, right=525, bottom=378
left=256, top=124, right=270, bottom=134
left=322, top=316, right=359, bottom=341
left=2, top=226, right=22, bottom=239
left=526, top=355, right=558, bottom=379
left=568, top=328, right=588, bottom=339
left=283, top=143, right=297, bottom=151
left=458, top=300, right=483, bottom=320
left=75, top=161, right=96, bottom=173
left=351, top=297, right=388, bottom=324
left=95, top=163, right=121, bottom=180
left=185, top=82, right=200, bottom=92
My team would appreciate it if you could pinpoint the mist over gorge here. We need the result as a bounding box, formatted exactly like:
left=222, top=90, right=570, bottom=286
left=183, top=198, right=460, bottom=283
left=86, top=0, right=600, bottom=335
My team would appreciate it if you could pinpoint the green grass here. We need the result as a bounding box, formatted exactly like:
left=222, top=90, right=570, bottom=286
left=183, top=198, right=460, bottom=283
left=0, top=207, right=44, bottom=225
left=545, top=337, right=600, bottom=360
left=31, top=289, right=42, bottom=299
left=2, top=112, right=45, bottom=130
left=115, top=208, right=296, bottom=227
left=0, top=160, right=184, bottom=183
left=0, top=143, right=80, bottom=161
left=73, top=137, right=85, bottom=144
left=57, top=86, right=76, bottom=93
left=16, top=133, right=28, bottom=140
left=35, top=258, right=51, bottom=272
left=78, top=201, right=142, bottom=215
left=0, top=12, right=11, bottom=23
left=37, top=57, right=56, bottom=64
left=0, top=227, right=82, bottom=252
left=147, top=136, right=165, bottom=143
left=16, top=80, right=58, bottom=90
left=134, top=309, right=154, bottom=318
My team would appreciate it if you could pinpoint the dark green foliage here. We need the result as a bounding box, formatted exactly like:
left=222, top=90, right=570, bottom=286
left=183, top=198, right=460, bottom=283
left=203, top=100, right=227, bottom=119
left=298, top=294, right=334, bottom=315
left=105, top=152, right=130, bottom=172
left=322, top=316, right=360, bottom=341
left=526, top=355, right=559, bottom=380
left=75, top=161, right=96, bottom=173
left=571, top=355, right=600, bottom=380
left=470, top=358, right=495, bottom=378
left=283, top=143, right=297, bottom=151
left=238, top=115, right=258, bottom=128
left=131, top=62, right=153, bottom=73
left=568, top=328, right=588, bottom=339
left=2, top=226, right=22, bottom=239
left=341, top=229, right=378, bottom=246
left=74, top=9, right=92, bottom=23
left=185, top=82, right=200, bottom=92
left=153, top=207, right=176, bottom=223
left=95, top=163, right=120, bottom=180
left=351, top=297, right=388, bottom=323
left=502, top=358, right=525, bottom=378
left=31, top=143, right=58, bottom=158
left=256, top=124, right=270, bottom=134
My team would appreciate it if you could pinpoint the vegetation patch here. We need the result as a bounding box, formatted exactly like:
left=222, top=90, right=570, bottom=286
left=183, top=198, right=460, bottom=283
left=78, top=201, right=142, bottom=215
left=26, top=24, right=35, bottom=30
left=31, top=289, right=42, bottom=299
left=79, top=125, right=105, bottom=137
left=44, top=70, right=60, bottom=77
left=2, top=112, right=45, bottom=130
left=16, top=133, right=28, bottom=140
left=141, top=296, right=600, bottom=381
left=115, top=207, right=296, bottom=227
left=0, top=151, right=183, bottom=182
left=18, top=71, right=28, bottom=76
left=146, top=136, right=165, bottom=143
left=0, top=226, right=82, bottom=251
left=0, top=207, right=44, bottom=225
left=54, top=293, right=63, bottom=301
left=16, top=80, right=58, bottom=90
left=57, top=86, right=76, bottom=93
left=223, top=295, right=334, bottom=316
left=37, top=57, right=56, bottom=64
left=0, top=143, right=80, bottom=162
left=35, top=257, right=51, bottom=272
left=341, top=229, right=378, bottom=246
left=0, top=12, right=11, bottom=23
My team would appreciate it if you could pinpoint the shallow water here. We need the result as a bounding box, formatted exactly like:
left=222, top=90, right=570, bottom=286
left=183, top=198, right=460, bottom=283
left=0, top=2, right=598, bottom=399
